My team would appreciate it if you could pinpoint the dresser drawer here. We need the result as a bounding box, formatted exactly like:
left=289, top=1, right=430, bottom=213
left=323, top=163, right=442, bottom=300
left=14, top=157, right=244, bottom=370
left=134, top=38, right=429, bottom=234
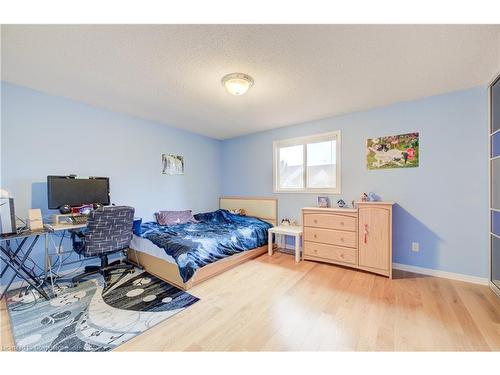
left=304, top=227, right=356, bottom=248
left=303, top=213, right=356, bottom=231
left=303, top=241, right=357, bottom=264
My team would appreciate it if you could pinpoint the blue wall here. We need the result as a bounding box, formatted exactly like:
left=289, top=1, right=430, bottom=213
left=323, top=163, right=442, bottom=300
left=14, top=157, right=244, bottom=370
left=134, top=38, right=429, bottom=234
left=221, top=87, right=489, bottom=278
left=1, top=82, right=221, bottom=286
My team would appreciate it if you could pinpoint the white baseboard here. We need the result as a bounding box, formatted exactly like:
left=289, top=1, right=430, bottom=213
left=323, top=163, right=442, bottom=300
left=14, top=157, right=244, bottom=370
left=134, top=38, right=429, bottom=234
left=280, top=243, right=489, bottom=286
left=392, top=263, right=489, bottom=285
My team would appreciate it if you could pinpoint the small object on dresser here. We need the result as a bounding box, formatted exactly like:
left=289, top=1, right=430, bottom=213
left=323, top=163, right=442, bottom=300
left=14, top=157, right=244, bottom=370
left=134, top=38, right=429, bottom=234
left=337, top=199, right=346, bottom=208
left=361, top=193, right=369, bottom=202
left=351, top=200, right=356, bottom=208
left=281, top=218, right=290, bottom=226
left=368, top=192, right=380, bottom=202
left=318, top=196, right=330, bottom=208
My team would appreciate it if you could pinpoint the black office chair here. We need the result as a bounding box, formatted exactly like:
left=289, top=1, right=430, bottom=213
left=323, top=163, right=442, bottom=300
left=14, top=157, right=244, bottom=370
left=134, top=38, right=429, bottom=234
left=71, top=205, right=135, bottom=287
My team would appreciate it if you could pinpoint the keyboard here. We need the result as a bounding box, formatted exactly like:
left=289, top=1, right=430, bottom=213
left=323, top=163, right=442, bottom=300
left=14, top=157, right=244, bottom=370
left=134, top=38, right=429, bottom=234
left=70, top=215, right=88, bottom=225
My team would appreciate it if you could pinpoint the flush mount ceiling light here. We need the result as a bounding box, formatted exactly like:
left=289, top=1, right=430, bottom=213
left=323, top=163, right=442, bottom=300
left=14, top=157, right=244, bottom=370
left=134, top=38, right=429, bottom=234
left=221, top=73, right=254, bottom=96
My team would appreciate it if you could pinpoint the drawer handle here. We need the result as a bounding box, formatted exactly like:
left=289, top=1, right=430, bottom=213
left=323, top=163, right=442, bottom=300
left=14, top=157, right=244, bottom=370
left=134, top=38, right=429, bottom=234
left=340, top=238, right=344, bottom=242
left=340, top=254, right=344, bottom=258
left=313, top=234, right=317, bottom=238
left=340, top=222, right=344, bottom=226
left=314, top=219, right=318, bottom=224
left=364, top=224, right=369, bottom=244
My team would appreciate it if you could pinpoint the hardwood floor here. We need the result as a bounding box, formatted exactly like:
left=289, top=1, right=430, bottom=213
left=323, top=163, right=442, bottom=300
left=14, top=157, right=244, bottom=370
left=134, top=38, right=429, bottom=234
left=1, top=252, right=500, bottom=351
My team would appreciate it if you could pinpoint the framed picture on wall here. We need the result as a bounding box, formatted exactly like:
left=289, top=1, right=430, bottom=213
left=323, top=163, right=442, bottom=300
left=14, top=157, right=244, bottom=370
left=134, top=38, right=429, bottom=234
left=366, top=132, right=419, bottom=170
left=162, top=154, right=184, bottom=175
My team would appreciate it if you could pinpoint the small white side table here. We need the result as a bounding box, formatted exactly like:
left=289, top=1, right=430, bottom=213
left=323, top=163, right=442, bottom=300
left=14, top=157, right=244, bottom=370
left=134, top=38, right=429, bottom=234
left=268, top=225, right=303, bottom=262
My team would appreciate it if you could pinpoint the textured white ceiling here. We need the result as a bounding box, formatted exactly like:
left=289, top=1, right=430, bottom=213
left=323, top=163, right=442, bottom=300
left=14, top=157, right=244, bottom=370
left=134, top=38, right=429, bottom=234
left=2, top=25, right=500, bottom=139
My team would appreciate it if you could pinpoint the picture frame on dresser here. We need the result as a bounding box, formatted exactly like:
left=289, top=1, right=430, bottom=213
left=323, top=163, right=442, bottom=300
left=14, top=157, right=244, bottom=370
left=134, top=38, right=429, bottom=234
left=317, top=196, right=330, bottom=208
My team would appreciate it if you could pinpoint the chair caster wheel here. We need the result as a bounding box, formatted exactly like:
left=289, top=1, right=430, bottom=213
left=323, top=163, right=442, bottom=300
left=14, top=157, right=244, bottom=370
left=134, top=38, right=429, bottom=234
left=72, top=282, right=79, bottom=288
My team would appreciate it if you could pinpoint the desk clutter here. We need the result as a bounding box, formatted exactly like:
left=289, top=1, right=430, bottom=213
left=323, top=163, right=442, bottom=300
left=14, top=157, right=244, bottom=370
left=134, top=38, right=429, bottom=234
left=1, top=175, right=143, bottom=307
left=51, top=213, right=89, bottom=226
left=2, top=205, right=140, bottom=305
left=27, top=209, right=44, bottom=231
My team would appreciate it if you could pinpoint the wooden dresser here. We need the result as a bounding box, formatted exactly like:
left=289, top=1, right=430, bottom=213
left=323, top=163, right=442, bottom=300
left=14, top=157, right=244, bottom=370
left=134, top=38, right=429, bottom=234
left=302, top=202, right=393, bottom=278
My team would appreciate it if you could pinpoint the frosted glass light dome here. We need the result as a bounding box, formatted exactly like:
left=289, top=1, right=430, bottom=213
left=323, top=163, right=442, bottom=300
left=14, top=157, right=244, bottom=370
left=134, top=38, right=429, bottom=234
left=221, top=73, right=254, bottom=96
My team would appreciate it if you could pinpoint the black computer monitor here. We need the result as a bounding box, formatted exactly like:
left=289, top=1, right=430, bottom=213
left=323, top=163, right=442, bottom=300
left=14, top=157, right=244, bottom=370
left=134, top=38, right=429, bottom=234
left=47, top=175, right=110, bottom=209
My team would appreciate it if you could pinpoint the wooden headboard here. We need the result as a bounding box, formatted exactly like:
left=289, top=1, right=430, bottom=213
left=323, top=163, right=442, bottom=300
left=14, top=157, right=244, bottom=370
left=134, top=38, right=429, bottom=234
left=219, top=196, right=278, bottom=227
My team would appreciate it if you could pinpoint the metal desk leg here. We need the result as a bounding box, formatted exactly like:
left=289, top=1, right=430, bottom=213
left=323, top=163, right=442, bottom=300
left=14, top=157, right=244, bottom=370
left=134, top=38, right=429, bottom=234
left=44, top=233, right=55, bottom=296
left=0, top=241, right=40, bottom=284
left=0, top=261, right=50, bottom=300
left=0, top=236, right=49, bottom=300
left=0, top=237, right=41, bottom=298
left=0, top=238, right=28, bottom=278
left=44, top=233, right=48, bottom=282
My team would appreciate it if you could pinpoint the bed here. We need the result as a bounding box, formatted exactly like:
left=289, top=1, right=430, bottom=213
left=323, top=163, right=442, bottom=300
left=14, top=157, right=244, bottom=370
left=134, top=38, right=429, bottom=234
left=127, top=197, right=278, bottom=290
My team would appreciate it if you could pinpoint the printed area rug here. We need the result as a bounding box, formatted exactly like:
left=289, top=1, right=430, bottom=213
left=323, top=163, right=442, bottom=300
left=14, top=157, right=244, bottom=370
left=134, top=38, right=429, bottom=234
left=6, top=270, right=199, bottom=351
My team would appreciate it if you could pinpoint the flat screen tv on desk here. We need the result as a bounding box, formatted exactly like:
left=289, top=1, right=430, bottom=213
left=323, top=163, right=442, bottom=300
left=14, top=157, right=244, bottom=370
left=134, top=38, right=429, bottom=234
left=47, top=175, right=110, bottom=210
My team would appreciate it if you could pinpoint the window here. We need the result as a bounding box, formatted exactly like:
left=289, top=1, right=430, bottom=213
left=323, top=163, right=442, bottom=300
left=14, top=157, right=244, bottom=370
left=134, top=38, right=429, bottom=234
left=273, top=131, right=341, bottom=193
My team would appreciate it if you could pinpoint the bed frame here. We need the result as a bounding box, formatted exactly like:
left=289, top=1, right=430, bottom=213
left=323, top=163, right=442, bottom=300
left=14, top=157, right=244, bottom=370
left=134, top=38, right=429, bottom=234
left=127, top=197, right=278, bottom=290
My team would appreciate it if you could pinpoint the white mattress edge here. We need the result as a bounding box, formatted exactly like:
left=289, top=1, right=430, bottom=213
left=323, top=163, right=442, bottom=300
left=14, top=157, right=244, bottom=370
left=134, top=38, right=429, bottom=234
left=129, top=234, right=177, bottom=264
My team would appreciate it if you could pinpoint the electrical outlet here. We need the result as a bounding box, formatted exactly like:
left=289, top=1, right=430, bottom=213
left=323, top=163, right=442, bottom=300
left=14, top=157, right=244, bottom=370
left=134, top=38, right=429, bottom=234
left=411, top=242, right=419, bottom=252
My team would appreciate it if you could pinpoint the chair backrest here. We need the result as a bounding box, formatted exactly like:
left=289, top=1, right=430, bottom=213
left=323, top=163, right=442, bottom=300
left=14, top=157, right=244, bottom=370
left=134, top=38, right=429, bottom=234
left=82, top=206, right=135, bottom=257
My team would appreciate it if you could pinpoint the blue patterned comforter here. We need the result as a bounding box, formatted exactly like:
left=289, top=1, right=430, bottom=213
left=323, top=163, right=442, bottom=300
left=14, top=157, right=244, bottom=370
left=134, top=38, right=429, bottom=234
left=140, top=209, right=272, bottom=283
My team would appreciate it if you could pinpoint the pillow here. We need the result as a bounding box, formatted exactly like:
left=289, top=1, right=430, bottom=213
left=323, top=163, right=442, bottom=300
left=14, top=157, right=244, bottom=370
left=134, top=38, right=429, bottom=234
left=156, top=210, right=198, bottom=226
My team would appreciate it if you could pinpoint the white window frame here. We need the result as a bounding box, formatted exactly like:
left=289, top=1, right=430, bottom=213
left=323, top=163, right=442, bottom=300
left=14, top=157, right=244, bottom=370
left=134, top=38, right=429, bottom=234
left=273, top=130, right=341, bottom=194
